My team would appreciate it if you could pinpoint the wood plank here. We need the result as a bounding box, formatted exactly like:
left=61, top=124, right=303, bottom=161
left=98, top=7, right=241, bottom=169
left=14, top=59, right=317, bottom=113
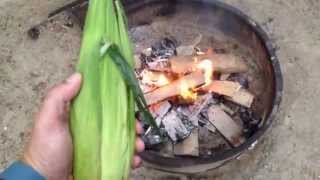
left=202, top=81, right=242, bottom=97
left=227, top=89, right=254, bottom=108
left=208, top=106, right=245, bottom=147
left=174, top=128, right=199, bottom=156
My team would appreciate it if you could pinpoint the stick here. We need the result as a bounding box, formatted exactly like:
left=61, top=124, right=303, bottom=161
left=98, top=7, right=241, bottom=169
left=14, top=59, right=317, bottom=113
left=170, top=54, right=248, bottom=74
left=145, top=71, right=205, bottom=105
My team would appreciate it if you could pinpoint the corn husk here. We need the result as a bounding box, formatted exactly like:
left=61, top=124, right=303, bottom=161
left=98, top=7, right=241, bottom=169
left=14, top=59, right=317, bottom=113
left=71, top=0, right=136, bottom=179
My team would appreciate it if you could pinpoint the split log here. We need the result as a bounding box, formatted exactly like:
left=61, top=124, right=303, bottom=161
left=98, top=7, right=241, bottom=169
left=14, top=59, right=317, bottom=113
left=174, top=128, right=199, bottom=156
left=220, top=73, right=231, bottom=81
left=219, top=103, right=235, bottom=116
left=202, top=81, right=242, bottom=97
left=201, top=81, right=254, bottom=108
left=208, top=106, right=245, bottom=147
left=226, top=89, right=254, bottom=108
left=145, top=71, right=205, bottom=105
left=170, top=54, right=248, bottom=74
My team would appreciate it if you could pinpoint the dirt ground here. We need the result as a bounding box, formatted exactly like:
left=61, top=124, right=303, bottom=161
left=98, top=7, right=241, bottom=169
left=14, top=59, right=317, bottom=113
left=1, top=0, right=320, bottom=179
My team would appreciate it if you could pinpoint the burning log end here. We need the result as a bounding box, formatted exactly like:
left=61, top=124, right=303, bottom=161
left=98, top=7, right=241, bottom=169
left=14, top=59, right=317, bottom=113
left=145, top=71, right=205, bottom=105
left=170, top=54, right=248, bottom=74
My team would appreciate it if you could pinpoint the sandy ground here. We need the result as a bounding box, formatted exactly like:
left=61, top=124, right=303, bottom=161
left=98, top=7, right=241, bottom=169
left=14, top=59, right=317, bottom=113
left=1, top=0, right=320, bottom=179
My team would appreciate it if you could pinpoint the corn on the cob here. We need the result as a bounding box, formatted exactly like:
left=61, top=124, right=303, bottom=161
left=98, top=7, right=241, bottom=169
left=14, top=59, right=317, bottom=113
left=71, top=0, right=135, bottom=179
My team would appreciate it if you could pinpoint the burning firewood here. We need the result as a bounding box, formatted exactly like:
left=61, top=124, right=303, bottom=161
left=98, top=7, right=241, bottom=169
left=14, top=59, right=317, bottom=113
left=207, top=106, right=245, bottom=147
left=140, top=70, right=171, bottom=86
left=145, top=71, right=205, bottom=105
left=169, top=54, right=248, bottom=74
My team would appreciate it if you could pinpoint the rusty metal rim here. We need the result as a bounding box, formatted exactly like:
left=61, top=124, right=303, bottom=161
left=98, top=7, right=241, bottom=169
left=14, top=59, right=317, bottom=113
left=130, top=0, right=283, bottom=170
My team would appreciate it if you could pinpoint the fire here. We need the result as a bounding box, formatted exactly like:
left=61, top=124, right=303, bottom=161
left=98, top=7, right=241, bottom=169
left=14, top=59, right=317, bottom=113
left=197, top=59, right=213, bottom=86
left=179, top=80, right=197, bottom=100
left=158, top=74, right=170, bottom=86
left=141, top=70, right=169, bottom=86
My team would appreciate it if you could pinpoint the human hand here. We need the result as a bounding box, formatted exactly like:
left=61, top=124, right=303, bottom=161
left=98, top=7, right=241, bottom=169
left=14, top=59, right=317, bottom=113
left=23, top=73, right=145, bottom=180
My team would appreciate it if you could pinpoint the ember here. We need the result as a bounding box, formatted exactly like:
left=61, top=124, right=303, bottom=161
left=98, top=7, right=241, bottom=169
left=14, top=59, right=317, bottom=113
left=135, top=37, right=259, bottom=156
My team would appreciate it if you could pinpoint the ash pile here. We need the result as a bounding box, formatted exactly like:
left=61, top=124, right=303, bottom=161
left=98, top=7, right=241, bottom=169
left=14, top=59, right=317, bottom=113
left=135, top=36, right=261, bottom=157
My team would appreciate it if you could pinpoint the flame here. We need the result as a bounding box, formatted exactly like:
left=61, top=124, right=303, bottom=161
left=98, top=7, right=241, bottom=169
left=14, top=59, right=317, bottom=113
left=141, top=70, right=169, bottom=86
left=197, top=59, right=213, bottom=86
left=180, top=80, right=197, bottom=100
left=158, top=74, right=169, bottom=86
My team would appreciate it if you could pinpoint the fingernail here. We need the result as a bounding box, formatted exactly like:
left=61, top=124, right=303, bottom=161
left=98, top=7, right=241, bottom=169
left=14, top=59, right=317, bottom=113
left=66, top=73, right=81, bottom=84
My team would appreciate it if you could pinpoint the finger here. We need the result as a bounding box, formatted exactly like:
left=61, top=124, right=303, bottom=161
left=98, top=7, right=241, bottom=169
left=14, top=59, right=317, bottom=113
left=135, top=121, right=143, bottom=135
left=46, top=73, right=82, bottom=103
left=38, top=73, right=82, bottom=123
left=132, top=155, right=142, bottom=168
left=135, top=138, right=145, bottom=153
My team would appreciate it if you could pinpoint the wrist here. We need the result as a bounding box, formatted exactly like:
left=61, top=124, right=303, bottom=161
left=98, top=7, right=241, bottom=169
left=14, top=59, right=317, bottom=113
left=23, top=152, right=46, bottom=179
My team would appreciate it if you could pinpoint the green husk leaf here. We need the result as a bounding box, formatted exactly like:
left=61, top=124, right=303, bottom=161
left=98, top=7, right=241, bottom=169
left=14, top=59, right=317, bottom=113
left=101, top=43, right=158, bottom=129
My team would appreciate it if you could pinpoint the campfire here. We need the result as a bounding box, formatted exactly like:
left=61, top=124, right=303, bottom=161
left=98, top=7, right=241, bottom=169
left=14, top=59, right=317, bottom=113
left=136, top=37, right=258, bottom=157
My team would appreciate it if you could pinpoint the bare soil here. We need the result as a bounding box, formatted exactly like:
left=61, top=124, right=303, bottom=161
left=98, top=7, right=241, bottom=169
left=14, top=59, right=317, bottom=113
left=1, top=0, right=320, bottom=179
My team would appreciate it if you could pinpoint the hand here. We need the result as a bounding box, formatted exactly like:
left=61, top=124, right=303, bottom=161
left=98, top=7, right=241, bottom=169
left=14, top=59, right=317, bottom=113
left=23, top=73, right=145, bottom=180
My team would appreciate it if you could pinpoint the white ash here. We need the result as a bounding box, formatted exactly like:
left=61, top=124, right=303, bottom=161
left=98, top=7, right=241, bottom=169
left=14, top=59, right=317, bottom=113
left=153, top=101, right=172, bottom=127
left=189, top=94, right=218, bottom=126
left=162, top=110, right=190, bottom=142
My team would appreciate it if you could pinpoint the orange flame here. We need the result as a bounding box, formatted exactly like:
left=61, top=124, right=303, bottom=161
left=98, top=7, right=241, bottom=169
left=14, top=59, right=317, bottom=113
left=180, top=80, right=197, bottom=100
left=141, top=70, right=169, bottom=87
left=197, top=59, right=213, bottom=86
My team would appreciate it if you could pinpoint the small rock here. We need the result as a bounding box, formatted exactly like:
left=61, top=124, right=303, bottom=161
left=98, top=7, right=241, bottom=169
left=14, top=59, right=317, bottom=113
left=28, top=27, right=40, bottom=40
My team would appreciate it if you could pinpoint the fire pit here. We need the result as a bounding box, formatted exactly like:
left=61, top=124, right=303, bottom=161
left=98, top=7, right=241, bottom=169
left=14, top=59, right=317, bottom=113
left=36, top=0, right=283, bottom=174
left=123, top=0, right=282, bottom=173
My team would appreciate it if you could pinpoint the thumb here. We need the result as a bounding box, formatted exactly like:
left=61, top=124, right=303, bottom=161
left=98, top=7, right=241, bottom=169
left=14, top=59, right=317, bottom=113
left=46, top=73, right=82, bottom=103
left=60, top=72, right=82, bottom=101
left=40, top=73, right=82, bottom=119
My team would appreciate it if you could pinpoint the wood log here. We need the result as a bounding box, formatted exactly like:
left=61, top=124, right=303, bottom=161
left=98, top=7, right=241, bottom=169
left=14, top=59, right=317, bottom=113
left=227, top=89, right=254, bottom=108
left=208, top=106, right=245, bottom=147
left=170, top=54, right=248, bottom=74
left=145, top=71, right=205, bottom=105
left=220, top=73, right=231, bottom=81
left=174, top=128, right=199, bottom=156
left=202, top=81, right=242, bottom=97
left=201, top=81, right=254, bottom=108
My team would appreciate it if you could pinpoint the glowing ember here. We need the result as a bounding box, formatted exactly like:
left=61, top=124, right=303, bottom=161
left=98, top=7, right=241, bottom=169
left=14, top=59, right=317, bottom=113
left=197, top=59, right=213, bottom=86
left=179, top=80, right=197, bottom=100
